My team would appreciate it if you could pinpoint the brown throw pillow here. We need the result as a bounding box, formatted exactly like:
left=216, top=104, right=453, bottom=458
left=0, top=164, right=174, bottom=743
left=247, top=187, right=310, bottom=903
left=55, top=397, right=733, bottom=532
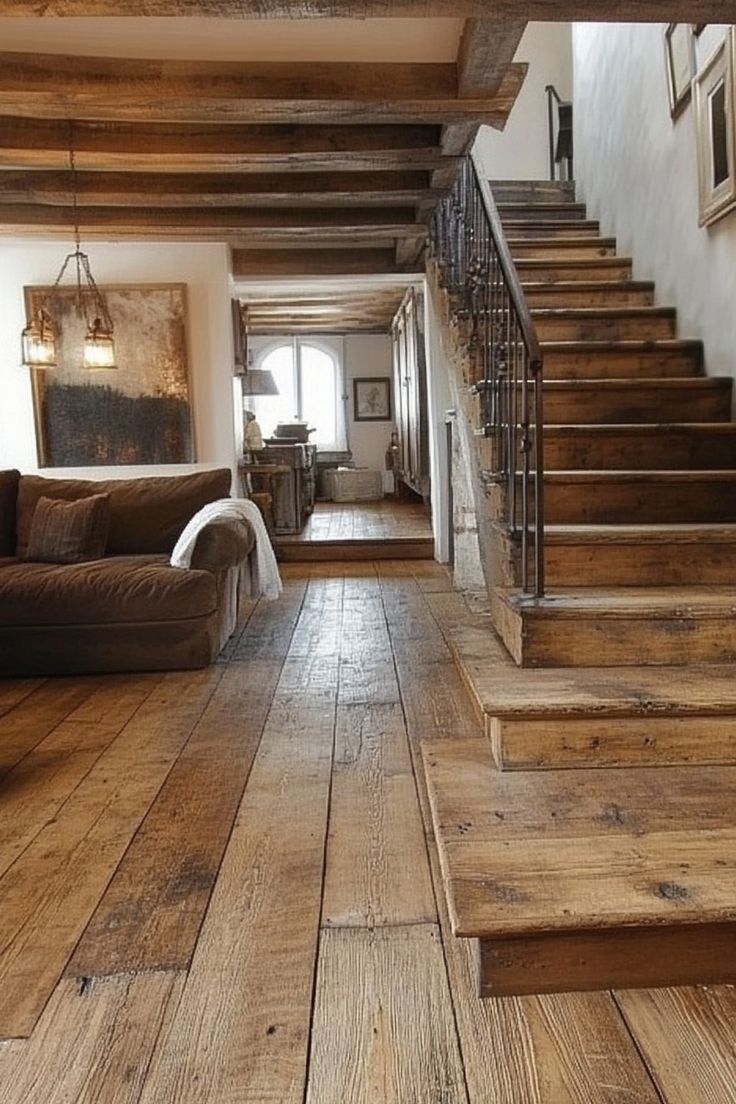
left=25, top=493, right=111, bottom=564
left=0, top=469, right=20, bottom=556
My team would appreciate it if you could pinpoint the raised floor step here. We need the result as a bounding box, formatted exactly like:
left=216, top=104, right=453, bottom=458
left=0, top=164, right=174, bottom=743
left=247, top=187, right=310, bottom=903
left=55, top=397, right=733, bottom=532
left=493, top=585, right=736, bottom=668
left=543, top=423, right=736, bottom=470
left=532, top=307, right=677, bottom=342
left=449, top=616, right=736, bottom=769
left=275, top=536, right=434, bottom=562
left=541, top=339, right=703, bottom=379
left=523, top=280, right=655, bottom=309
left=423, top=736, right=736, bottom=995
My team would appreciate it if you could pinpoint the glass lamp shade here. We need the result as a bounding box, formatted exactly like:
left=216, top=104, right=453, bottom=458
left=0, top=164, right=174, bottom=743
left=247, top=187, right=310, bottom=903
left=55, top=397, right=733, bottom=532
left=83, top=318, right=117, bottom=370
left=21, top=313, right=57, bottom=369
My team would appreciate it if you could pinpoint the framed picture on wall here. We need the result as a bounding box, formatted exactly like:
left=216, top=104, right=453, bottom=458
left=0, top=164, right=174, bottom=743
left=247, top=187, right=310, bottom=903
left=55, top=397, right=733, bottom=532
left=353, top=377, right=392, bottom=422
left=665, top=22, right=696, bottom=118
left=694, top=30, right=736, bottom=227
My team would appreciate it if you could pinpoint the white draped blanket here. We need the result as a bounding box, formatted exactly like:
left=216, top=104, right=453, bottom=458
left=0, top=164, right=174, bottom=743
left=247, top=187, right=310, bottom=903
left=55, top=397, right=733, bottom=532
left=170, top=498, right=283, bottom=601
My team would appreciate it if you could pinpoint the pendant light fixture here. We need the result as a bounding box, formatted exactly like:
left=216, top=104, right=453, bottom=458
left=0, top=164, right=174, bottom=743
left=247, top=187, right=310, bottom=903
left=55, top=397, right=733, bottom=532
left=21, top=125, right=116, bottom=371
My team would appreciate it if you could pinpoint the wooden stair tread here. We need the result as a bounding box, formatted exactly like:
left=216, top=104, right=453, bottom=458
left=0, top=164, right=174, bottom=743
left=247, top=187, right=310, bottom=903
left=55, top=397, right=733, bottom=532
left=532, top=306, right=675, bottom=320
left=422, top=737, right=736, bottom=939
left=543, top=523, right=736, bottom=544
left=536, top=377, right=727, bottom=391
left=517, top=469, right=736, bottom=483
left=522, top=280, right=655, bottom=293
left=517, top=257, right=630, bottom=269
left=448, top=617, right=736, bottom=718
left=497, top=202, right=587, bottom=216
left=509, top=236, right=617, bottom=247
left=545, top=422, right=736, bottom=434
left=502, top=219, right=600, bottom=230
left=541, top=338, right=701, bottom=351
left=502, top=585, right=736, bottom=619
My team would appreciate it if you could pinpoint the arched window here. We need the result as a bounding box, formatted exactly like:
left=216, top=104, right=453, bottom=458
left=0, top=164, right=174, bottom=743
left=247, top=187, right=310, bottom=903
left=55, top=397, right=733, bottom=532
left=254, top=338, right=343, bottom=449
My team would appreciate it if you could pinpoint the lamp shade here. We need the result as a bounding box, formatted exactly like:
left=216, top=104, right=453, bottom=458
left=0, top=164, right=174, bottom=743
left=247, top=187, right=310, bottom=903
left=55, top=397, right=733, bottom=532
left=241, top=368, right=279, bottom=396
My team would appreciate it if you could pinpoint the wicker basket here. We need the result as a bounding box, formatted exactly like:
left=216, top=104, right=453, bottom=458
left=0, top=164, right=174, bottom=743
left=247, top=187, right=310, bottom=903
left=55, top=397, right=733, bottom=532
left=326, top=467, right=383, bottom=502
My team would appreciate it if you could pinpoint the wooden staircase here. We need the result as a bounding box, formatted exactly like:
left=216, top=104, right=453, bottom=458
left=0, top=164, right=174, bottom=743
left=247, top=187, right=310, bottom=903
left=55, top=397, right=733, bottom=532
left=423, top=178, right=736, bottom=999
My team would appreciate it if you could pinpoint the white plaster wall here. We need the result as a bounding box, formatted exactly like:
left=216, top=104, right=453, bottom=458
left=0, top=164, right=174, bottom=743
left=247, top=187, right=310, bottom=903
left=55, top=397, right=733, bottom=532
left=0, top=240, right=237, bottom=483
left=473, top=22, right=573, bottom=182
left=574, top=23, right=736, bottom=383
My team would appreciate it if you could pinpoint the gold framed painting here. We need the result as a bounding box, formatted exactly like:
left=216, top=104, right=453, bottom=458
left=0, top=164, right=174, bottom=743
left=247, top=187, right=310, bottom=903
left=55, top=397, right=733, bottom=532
left=25, top=282, right=195, bottom=467
left=694, top=30, right=736, bottom=227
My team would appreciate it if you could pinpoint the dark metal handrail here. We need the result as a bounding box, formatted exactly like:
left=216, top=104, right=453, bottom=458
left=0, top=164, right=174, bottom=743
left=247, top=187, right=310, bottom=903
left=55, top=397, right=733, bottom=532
left=546, top=83, right=573, bottom=181
left=430, top=153, right=545, bottom=598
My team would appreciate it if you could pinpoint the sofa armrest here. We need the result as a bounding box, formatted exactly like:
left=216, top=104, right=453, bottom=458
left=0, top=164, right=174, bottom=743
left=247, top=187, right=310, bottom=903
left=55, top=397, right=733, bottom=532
left=189, top=518, right=255, bottom=574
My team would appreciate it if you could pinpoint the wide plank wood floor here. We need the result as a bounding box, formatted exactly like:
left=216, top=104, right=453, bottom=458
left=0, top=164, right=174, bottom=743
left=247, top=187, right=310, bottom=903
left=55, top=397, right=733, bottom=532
left=0, top=559, right=733, bottom=1102
left=277, top=498, right=432, bottom=543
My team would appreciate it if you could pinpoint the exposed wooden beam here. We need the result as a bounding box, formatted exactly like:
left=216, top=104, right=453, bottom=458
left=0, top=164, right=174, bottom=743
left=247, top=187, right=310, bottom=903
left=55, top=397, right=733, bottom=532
left=0, top=53, right=519, bottom=126
left=0, top=117, right=450, bottom=174
left=232, top=248, right=416, bottom=278
left=442, top=30, right=527, bottom=157
left=250, top=320, right=392, bottom=334
left=457, top=17, right=526, bottom=98
left=0, top=169, right=437, bottom=208
left=0, top=203, right=428, bottom=243
left=0, top=0, right=724, bottom=19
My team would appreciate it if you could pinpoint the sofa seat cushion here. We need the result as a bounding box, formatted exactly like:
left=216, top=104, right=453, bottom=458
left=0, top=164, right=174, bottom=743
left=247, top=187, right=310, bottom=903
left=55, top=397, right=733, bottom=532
left=0, top=555, right=217, bottom=627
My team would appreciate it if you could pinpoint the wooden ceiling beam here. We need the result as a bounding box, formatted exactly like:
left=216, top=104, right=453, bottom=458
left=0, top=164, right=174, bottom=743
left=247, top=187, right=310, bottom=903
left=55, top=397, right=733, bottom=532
left=0, top=169, right=437, bottom=208
left=0, top=52, right=519, bottom=126
left=232, top=248, right=416, bottom=278
left=0, top=117, right=448, bottom=174
left=0, top=0, right=723, bottom=19
left=441, top=22, right=527, bottom=158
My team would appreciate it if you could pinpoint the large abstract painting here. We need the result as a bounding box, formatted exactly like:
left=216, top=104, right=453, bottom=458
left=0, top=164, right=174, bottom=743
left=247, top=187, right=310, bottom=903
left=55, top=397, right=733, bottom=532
left=26, top=283, right=195, bottom=466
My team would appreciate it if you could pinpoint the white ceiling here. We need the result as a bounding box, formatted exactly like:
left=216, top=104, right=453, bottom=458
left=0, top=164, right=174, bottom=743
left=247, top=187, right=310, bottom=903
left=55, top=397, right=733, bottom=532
left=0, top=17, right=463, bottom=62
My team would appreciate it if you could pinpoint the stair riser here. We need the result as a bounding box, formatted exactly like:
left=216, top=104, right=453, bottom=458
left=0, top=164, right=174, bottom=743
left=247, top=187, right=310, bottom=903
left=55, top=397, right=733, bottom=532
left=534, top=315, right=676, bottom=341
left=512, top=241, right=617, bottom=259
left=491, top=589, right=736, bottom=668
left=516, top=261, right=633, bottom=282
left=525, top=286, right=654, bottom=308
left=502, top=224, right=600, bottom=240
left=488, top=480, right=736, bottom=524
left=477, top=924, right=736, bottom=997
left=543, top=431, right=736, bottom=469
left=539, top=542, right=736, bottom=586
left=498, top=205, right=587, bottom=222
left=542, top=348, right=702, bottom=379
left=489, top=714, right=736, bottom=770
left=491, top=182, right=575, bottom=204
left=542, top=388, right=731, bottom=424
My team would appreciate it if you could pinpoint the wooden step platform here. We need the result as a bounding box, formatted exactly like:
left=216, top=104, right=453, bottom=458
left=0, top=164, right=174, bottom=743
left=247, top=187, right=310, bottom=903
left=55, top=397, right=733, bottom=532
left=449, top=616, right=736, bottom=769
left=502, top=220, right=601, bottom=239
left=496, top=201, right=587, bottom=221
left=493, top=585, right=736, bottom=668
left=490, top=179, right=576, bottom=204
left=543, top=423, right=736, bottom=470
left=422, top=736, right=736, bottom=995
left=541, top=339, right=703, bottom=379
left=276, top=536, right=434, bottom=561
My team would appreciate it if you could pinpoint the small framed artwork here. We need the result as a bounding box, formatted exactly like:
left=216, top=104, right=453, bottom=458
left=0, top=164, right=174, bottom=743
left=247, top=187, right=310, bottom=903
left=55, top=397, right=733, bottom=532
left=665, top=22, right=696, bottom=118
left=694, top=30, right=736, bottom=227
left=353, top=377, right=392, bottom=422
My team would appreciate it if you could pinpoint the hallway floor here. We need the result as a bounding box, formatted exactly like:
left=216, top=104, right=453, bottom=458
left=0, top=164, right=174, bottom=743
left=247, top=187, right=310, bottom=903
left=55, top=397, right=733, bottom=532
left=0, top=560, right=733, bottom=1102
left=277, top=498, right=432, bottom=542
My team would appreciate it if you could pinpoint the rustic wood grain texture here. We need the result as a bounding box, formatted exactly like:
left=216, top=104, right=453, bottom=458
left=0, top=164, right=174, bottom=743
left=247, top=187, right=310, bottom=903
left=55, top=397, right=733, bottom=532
left=322, top=702, right=435, bottom=927
left=232, top=247, right=410, bottom=277
left=0, top=52, right=520, bottom=125
left=0, top=0, right=728, bottom=20
left=306, top=925, right=468, bottom=1104
left=0, top=677, right=112, bottom=776
left=0, top=667, right=223, bottom=1038
left=67, top=657, right=285, bottom=978
left=615, top=986, right=736, bottom=1104
left=0, top=718, right=122, bottom=881
left=0, top=972, right=184, bottom=1102
left=137, top=696, right=336, bottom=1104
left=0, top=678, right=44, bottom=718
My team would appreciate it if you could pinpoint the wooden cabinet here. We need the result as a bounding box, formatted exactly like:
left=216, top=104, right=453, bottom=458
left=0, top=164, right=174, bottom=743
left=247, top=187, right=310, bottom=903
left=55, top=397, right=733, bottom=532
left=391, top=286, right=430, bottom=500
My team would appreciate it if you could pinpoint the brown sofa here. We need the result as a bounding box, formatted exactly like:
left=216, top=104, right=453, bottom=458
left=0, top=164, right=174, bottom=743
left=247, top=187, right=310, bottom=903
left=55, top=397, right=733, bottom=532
left=0, top=468, right=256, bottom=676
